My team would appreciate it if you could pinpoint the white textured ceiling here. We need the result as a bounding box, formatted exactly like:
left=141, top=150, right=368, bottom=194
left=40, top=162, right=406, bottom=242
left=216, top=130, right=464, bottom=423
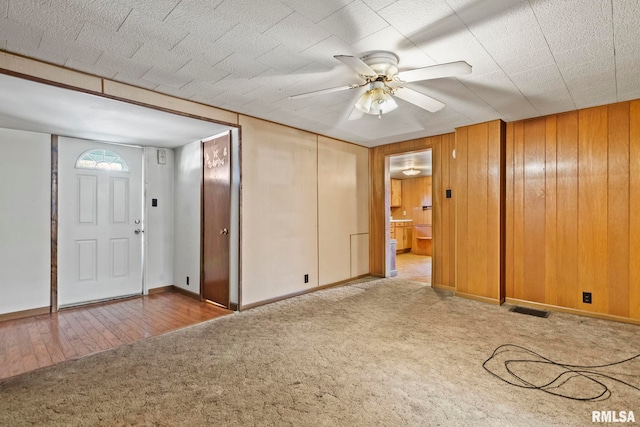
left=0, top=0, right=638, bottom=147
left=390, top=150, right=432, bottom=179
left=0, top=73, right=230, bottom=147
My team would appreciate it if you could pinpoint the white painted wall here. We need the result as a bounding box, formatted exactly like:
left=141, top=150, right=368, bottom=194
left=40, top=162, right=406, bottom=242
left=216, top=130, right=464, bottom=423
left=173, top=140, right=201, bottom=294
left=239, top=117, right=372, bottom=306
left=318, top=136, right=369, bottom=285
left=0, top=128, right=51, bottom=314
left=239, top=116, right=319, bottom=306
left=351, top=234, right=370, bottom=277
left=0, top=121, right=368, bottom=315
left=144, top=147, right=174, bottom=291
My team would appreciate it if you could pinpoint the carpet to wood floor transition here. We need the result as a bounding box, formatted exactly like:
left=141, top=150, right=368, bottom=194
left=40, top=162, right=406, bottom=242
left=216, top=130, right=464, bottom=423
left=1, top=277, right=638, bottom=426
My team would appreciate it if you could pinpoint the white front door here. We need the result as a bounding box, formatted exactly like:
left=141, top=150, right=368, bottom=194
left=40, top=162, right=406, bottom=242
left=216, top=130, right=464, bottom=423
left=58, top=137, right=143, bottom=307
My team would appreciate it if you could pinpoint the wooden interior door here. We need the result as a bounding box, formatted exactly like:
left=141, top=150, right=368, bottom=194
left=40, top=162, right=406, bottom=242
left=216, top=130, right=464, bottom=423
left=202, top=133, right=231, bottom=307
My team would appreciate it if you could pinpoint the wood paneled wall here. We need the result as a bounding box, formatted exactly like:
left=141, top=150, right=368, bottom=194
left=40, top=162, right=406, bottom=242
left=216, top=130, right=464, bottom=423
left=454, top=120, right=505, bottom=302
left=433, top=133, right=456, bottom=289
left=369, top=134, right=456, bottom=289
left=391, top=176, right=432, bottom=225
left=505, top=101, right=640, bottom=320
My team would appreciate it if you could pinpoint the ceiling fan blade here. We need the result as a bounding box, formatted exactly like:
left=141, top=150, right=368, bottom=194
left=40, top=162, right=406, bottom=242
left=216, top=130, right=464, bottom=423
left=288, top=85, right=355, bottom=99
left=348, top=107, right=364, bottom=121
left=393, top=87, right=445, bottom=113
left=395, top=61, right=472, bottom=83
left=334, top=55, right=377, bottom=78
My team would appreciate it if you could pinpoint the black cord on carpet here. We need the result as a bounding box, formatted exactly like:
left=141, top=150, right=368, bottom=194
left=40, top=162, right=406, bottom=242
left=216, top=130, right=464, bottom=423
left=483, top=344, right=640, bottom=401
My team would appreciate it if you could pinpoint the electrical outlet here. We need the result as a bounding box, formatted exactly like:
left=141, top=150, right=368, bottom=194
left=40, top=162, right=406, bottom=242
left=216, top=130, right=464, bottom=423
left=186, top=276, right=190, bottom=286
left=304, top=274, right=309, bottom=284
left=582, top=292, right=592, bottom=304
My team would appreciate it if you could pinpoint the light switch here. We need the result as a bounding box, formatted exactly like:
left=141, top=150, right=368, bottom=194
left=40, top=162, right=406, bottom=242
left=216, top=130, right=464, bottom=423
left=157, top=149, right=166, bottom=165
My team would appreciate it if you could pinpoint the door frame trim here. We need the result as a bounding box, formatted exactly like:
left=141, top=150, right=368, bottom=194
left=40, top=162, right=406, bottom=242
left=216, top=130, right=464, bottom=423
left=200, top=130, right=237, bottom=309
left=382, top=146, right=436, bottom=279
left=53, top=138, right=145, bottom=309
left=50, top=135, right=59, bottom=312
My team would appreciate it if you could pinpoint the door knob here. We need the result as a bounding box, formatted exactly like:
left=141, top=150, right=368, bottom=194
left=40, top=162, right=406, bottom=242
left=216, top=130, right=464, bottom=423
left=135, top=229, right=144, bottom=234
left=220, top=228, right=229, bottom=235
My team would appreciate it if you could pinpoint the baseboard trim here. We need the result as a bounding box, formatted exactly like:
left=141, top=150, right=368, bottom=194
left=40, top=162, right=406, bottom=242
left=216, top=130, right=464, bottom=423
left=172, top=285, right=201, bottom=301
left=325, top=274, right=371, bottom=288
left=240, top=274, right=372, bottom=311
left=171, top=286, right=239, bottom=310
left=148, top=285, right=173, bottom=295
left=455, top=291, right=502, bottom=305
left=432, top=284, right=455, bottom=292
left=505, top=298, right=640, bottom=326
left=0, top=306, right=50, bottom=322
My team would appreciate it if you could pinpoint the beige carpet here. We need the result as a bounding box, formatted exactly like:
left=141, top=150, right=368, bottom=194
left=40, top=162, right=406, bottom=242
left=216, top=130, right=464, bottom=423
left=1, top=278, right=639, bottom=426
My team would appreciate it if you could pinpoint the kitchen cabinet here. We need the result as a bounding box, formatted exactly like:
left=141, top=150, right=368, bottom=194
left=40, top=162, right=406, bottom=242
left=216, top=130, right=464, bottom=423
left=391, top=221, right=412, bottom=252
left=391, top=179, right=402, bottom=207
left=402, top=225, right=412, bottom=251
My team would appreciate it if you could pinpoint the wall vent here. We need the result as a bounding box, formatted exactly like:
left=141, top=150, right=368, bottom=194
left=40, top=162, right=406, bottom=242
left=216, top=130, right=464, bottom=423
left=509, top=306, right=549, bottom=318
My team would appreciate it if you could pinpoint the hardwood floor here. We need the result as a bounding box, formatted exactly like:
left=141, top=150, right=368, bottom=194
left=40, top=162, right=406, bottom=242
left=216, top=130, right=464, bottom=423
left=0, top=292, right=232, bottom=381
left=396, top=252, right=432, bottom=284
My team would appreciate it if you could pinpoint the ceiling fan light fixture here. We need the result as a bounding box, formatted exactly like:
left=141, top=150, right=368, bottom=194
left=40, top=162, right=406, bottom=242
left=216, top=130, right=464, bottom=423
left=360, top=51, right=399, bottom=78
left=402, top=168, right=421, bottom=176
left=369, top=89, right=397, bottom=115
left=289, top=51, right=468, bottom=121
left=355, top=83, right=397, bottom=116
left=355, top=91, right=374, bottom=113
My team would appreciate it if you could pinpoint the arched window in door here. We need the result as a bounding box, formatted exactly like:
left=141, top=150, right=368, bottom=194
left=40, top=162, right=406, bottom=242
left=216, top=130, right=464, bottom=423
left=75, top=148, right=129, bottom=172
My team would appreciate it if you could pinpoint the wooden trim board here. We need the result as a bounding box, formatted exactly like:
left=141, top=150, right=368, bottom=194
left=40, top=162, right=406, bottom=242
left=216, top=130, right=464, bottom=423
left=432, top=284, right=455, bottom=292
left=455, top=291, right=502, bottom=305
left=172, top=285, right=201, bottom=301
left=0, top=306, right=50, bottom=322
left=240, top=274, right=372, bottom=311
left=148, top=286, right=173, bottom=295
left=50, top=135, right=59, bottom=313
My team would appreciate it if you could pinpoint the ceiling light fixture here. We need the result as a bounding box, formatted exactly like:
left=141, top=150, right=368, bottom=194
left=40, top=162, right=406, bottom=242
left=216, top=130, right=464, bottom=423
left=289, top=52, right=472, bottom=122
left=355, top=81, right=397, bottom=119
left=402, top=168, right=421, bottom=176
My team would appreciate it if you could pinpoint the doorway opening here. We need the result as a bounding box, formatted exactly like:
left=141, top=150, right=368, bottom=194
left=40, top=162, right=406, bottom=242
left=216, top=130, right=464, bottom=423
left=387, top=149, right=433, bottom=285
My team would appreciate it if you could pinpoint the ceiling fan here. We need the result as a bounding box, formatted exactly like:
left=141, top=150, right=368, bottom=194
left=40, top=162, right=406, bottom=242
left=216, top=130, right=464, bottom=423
left=288, top=51, right=472, bottom=120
